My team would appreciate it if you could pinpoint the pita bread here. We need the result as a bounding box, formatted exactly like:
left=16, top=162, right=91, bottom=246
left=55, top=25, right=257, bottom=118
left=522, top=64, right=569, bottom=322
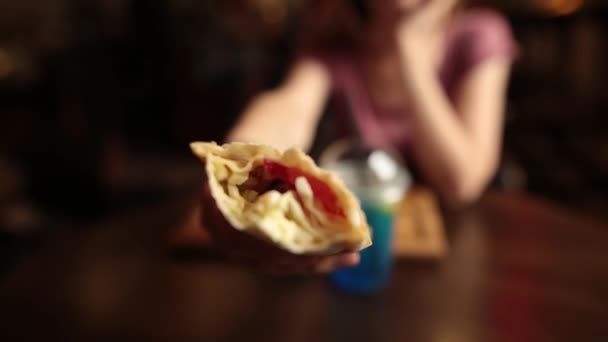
left=191, top=142, right=372, bottom=255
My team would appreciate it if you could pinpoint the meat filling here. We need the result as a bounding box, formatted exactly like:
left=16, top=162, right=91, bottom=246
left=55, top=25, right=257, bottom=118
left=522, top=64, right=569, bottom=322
left=238, top=160, right=345, bottom=218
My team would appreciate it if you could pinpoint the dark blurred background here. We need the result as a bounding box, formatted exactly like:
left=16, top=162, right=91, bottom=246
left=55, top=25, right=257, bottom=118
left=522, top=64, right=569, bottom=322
left=0, top=0, right=607, bottom=270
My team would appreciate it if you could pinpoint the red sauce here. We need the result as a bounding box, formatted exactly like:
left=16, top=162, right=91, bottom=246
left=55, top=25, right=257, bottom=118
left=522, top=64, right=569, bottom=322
left=263, top=159, right=345, bottom=218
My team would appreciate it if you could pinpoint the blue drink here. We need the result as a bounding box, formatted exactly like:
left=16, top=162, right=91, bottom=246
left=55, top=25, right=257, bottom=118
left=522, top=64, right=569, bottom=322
left=331, top=200, right=397, bottom=293
left=321, top=144, right=410, bottom=294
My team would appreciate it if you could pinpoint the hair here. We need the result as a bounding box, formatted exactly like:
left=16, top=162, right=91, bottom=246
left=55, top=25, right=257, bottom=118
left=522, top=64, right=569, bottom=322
left=297, top=0, right=372, bottom=53
left=297, top=0, right=470, bottom=54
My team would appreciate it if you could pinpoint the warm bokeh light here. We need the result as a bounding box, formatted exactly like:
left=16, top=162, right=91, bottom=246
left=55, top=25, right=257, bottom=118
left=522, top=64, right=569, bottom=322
left=534, top=0, right=585, bottom=16
left=0, top=48, right=14, bottom=79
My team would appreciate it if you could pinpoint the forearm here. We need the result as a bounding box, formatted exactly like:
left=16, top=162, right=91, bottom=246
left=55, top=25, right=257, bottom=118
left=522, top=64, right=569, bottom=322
left=226, top=59, right=330, bottom=152
left=226, top=90, right=318, bottom=152
left=402, top=64, right=498, bottom=206
left=392, top=0, right=509, bottom=206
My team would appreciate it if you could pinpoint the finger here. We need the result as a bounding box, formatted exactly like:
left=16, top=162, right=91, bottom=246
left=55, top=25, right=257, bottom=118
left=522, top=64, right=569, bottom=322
left=313, top=253, right=360, bottom=273
left=334, top=252, right=361, bottom=267
left=313, top=258, right=341, bottom=274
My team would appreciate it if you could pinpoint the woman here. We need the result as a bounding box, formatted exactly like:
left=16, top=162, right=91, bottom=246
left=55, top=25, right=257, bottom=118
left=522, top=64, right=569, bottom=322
left=180, top=0, right=518, bottom=273
left=228, top=0, right=518, bottom=207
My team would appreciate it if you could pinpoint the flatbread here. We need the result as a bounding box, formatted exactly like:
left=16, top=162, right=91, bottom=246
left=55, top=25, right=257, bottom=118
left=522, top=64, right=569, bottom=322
left=191, top=142, right=372, bottom=255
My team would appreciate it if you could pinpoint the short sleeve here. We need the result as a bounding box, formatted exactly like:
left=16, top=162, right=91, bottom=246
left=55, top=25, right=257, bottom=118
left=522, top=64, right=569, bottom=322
left=450, top=9, right=519, bottom=74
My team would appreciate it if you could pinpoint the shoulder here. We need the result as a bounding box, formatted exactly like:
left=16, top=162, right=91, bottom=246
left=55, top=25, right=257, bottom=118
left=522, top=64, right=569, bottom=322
left=448, top=8, right=519, bottom=65
left=451, top=8, right=515, bottom=42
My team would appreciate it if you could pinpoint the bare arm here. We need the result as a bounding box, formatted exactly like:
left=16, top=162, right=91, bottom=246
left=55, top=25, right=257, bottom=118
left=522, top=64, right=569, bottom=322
left=395, top=1, right=513, bottom=207
left=226, top=59, right=331, bottom=151
left=402, top=56, right=511, bottom=207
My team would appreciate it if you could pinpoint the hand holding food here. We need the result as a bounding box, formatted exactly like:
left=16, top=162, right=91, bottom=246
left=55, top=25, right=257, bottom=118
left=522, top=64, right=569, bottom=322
left=191, top=142, right=372, bottom=273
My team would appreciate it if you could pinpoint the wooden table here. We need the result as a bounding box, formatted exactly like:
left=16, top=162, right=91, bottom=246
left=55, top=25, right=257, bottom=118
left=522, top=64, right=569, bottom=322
left=1, top=191, right=607, bottom=341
